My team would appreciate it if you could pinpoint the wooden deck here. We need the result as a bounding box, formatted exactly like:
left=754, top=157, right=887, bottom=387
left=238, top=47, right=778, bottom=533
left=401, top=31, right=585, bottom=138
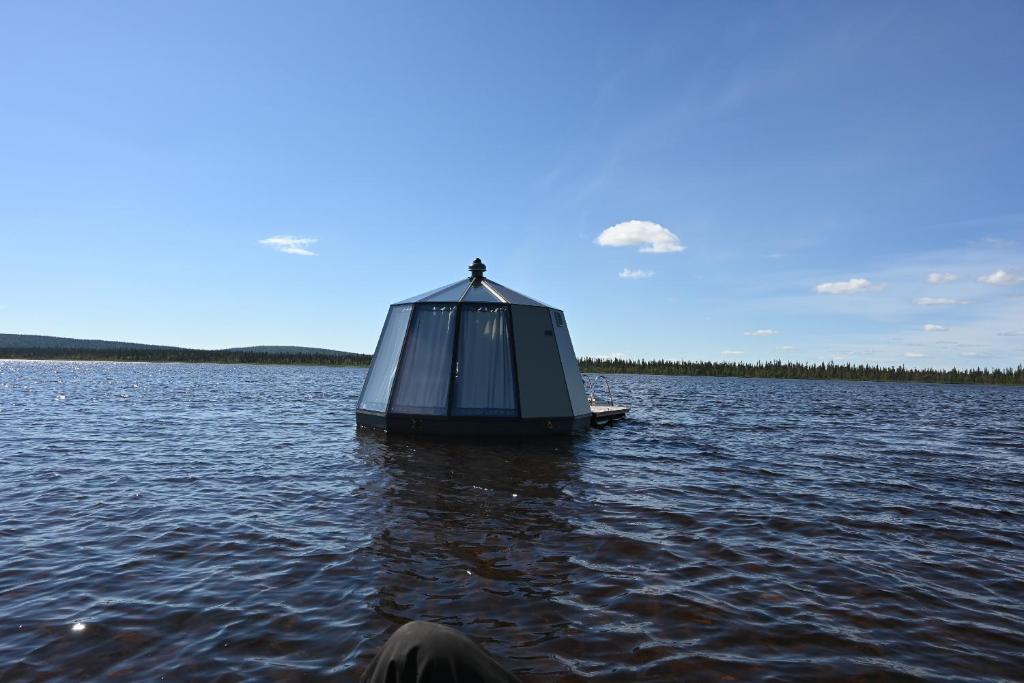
left=590, top=404, right=630, bottom=425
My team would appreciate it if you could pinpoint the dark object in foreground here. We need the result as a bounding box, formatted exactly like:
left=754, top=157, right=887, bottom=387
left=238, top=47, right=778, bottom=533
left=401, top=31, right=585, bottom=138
left=361, top=621, right=521, bottom=683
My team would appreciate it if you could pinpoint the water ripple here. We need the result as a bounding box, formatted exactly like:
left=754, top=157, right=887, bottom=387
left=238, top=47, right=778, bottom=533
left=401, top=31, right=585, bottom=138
left=1, top=361, right=1022, bottom=681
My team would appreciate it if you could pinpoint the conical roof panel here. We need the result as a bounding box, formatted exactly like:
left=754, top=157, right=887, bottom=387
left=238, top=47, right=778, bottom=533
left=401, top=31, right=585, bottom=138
left=395, top=279, right=469, bottom=305
left=484, top=279, right=549, bottom=307
left=460, top=282, right=503, bottom=303
left=392, top=274, right=548, bottom=307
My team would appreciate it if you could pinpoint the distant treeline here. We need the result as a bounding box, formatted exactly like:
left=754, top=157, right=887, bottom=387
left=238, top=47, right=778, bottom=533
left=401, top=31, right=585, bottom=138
left=578, top=357, right=1024, bottom=386
left=4, top=347, right=1022, bottom=385
left=0, top=347, right=372, bottom=367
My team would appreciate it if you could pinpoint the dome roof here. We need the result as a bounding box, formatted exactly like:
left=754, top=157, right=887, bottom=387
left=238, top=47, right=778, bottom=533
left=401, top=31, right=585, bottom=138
left=395, top=259, right=549, bottom=307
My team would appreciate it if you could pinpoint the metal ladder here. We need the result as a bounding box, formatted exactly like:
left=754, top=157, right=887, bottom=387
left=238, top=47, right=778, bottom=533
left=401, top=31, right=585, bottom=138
left=585, top=374, right=616, bottom=406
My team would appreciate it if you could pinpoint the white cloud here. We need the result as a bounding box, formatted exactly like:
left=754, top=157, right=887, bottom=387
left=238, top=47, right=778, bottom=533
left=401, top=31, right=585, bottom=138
left=923, top=324, right=947, bottom=332
left=777, top=345, right=797, bottom=351
left=983, top=237, right=1016, bottom=248
left=618, top=268, right=654, bottom=279
left=997, top=330, right=1024, bottom=337
left=595, top=220, right=684, bottom=253
left=905, top=352, right=925, bottom=358
left=259, top=236, right=318, bottom=256
left=912, top=297, right=968, bottom=306
left=744, top=329, right=778, bottom=336
left=927, top=272, right=959, bottom=284
left=815, top=278, right=873, bottom=294
left=721, top=350, right=745, bottom=356
left=978, top=269, right=1024, bottom=285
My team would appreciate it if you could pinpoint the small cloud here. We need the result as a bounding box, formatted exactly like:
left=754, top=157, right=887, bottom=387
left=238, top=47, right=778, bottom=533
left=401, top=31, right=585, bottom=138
left=978, top=269, right=1023, bottom=285
left=997, top=330, right=1024, bottom=337
left=721, top=350, right=745, bottom=356
left=259, top=235, right=317, bottom=256
left=815, top=278, right=876, bottom=294
left=927, top=272, right=958, bottom=284
left=618, top=268, right=654, bottom=279
left=777, top=345, right=797, bottom=351
left=912, top=297, right=968, bottom=306
left=983, top=237, right=1016, bottom=248
left=744, top=329, right=778, bottom=336
left=596, top=220, right=684, bottom=253
left=923, top=324, right=947, bottom=332
left=904, top=352, right=925, bottom=358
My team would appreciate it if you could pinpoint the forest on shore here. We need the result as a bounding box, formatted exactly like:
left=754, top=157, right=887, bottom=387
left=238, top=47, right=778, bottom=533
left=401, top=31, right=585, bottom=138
left=2, top=344, right=1022, bottom=385
left=578, top=357, right=1024, bottom=386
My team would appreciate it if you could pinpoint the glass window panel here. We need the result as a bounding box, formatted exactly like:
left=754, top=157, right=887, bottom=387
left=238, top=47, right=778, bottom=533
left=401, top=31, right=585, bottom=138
left=390, top=305, right=457, bottom=415
left=453, top=306, right=517, bottom=416
left=358, top=305, right=413, bottom=412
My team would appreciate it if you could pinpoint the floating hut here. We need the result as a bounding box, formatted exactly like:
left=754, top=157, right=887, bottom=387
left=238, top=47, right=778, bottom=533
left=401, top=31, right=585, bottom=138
left=356, top=259, right=624, bottom=434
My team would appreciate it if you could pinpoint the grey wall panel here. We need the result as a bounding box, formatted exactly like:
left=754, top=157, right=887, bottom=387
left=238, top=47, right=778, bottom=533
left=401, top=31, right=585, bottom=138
left=511, top=305, right=572, bottom=418
left=550, top=309, right=591, bottom=417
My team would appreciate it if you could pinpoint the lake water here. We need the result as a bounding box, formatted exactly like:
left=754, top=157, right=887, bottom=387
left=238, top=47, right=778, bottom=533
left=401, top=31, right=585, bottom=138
left=1, top=361, right=1022, bottom=681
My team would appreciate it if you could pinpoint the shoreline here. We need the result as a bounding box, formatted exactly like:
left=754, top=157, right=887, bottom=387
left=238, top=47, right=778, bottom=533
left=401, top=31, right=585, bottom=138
left=3, top=353, right=1021, bottom=386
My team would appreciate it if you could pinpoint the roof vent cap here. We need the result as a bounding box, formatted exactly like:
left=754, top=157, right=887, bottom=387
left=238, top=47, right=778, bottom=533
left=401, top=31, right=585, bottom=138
left=468, top=258, right=486, bottom=283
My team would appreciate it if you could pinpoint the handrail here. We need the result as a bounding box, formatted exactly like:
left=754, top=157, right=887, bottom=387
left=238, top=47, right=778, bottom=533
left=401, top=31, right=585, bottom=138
left=585, top=374, right=616, bottom=406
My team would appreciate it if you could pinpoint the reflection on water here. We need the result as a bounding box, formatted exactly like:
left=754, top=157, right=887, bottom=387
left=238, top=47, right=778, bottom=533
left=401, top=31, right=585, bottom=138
left=1, top=361, right=1023, bottom=681
left=354, top=432, right=582, bottom=677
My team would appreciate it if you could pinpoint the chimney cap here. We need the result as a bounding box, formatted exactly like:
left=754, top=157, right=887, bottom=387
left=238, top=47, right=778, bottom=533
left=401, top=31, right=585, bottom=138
left=468, top=258, right=486, bottom=282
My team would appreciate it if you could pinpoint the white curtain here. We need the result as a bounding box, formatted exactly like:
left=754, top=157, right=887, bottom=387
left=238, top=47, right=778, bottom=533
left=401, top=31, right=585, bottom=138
left=359, top=305, right=413, bottom=412
left=391, top=305, right=456, bottom=415
left=453, top=306, right=517, bottom=416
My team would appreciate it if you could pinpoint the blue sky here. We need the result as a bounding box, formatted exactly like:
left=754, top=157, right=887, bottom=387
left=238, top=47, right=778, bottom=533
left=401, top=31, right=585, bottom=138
left=2, top=1, right=1022, bottom=368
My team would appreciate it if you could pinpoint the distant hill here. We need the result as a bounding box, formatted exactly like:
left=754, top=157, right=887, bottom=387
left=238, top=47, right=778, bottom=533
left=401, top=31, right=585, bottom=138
left=0, top=333, right=371, bottom=366
left=224, top=345, right=358, bottom=357
left=5, top=334, right=1021, bottom=385
left=0, top=333, right=176, bottom=351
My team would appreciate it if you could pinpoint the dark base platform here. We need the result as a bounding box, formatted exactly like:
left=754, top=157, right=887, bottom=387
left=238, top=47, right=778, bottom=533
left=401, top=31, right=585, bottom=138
left=356, top=410, right=592, bottom=435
